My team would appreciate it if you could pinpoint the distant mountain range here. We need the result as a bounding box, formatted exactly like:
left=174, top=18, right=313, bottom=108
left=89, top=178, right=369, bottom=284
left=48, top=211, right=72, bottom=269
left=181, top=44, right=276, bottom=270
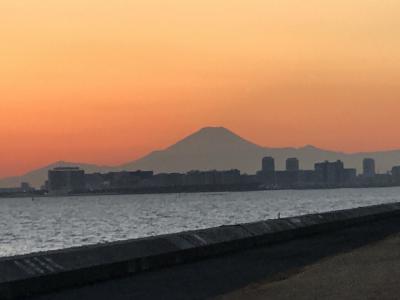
left=2, top=126, right=400, bottom=188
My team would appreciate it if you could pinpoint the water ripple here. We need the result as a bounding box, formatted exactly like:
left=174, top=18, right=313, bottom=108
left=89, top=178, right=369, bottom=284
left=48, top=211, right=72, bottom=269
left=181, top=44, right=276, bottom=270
left=1, top=187, right=400, bottom=257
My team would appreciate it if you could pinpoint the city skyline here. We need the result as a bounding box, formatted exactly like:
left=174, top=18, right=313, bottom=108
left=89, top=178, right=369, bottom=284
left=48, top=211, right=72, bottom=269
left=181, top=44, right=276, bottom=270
left=2, top=126, right=400, bottom=188
left=2, top=1, right=400, bottom=177
left=23, top=156, right=400, bottom=195
left=3, top=2, right=400, bottom=297
left=4, top=124, right=400, bottom=178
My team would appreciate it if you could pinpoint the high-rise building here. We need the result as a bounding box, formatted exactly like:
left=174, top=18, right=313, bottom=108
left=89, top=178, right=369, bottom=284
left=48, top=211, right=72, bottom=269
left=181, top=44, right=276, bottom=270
left=314, top=160, right=345, bottom=186
left=262, top=157, right=275, bottom=172
left=363, top=158, right=376, bottom=178
left=286, top=158, right=300, bottom=172
left=258, top=157, right=276, bottom=186
left=392, top=166, right=400, bottom=183
left=48, top=167, right=85, bottom=194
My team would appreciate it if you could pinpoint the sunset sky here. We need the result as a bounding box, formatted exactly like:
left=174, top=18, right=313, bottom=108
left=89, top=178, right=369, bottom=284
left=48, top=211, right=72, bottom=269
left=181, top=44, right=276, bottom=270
left=1, top=0, right=400, bottom=178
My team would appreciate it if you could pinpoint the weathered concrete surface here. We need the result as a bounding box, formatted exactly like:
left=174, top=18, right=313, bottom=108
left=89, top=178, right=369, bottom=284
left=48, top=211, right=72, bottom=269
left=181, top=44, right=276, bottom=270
left=30, top=216, right=400, bottom=300
left=217, top=234, right=400, bottom=300
left=2, top=202, right=400, bottom=299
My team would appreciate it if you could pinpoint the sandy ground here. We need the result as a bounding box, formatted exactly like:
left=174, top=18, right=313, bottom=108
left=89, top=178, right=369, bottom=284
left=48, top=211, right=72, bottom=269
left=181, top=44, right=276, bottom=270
left=217, top=234, right=400, bottom=300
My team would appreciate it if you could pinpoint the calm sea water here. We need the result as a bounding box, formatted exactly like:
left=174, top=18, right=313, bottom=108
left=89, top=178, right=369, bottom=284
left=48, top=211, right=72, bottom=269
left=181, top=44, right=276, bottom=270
left=1, top=187, right=400, bottom=257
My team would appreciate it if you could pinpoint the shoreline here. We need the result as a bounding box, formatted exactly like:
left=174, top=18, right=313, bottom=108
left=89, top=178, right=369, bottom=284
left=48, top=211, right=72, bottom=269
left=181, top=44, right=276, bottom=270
left=21, top=203, right=400, bottom=300
left=2, top=202, right=400, bottom=299
left=1, top=184, right=400, bottom=199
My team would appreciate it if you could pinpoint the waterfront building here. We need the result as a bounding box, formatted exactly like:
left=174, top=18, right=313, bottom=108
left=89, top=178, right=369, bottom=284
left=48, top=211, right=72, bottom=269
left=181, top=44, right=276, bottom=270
left=363, top=158, right=376, bottom=178
left=85, top=173, right=107, bottom=191
left=314, top=160, right=345, bottom=186
left=343, top=168, right=357, bottom=185
left=84, top=170, right=154, bottom=191
left=150, top=173, right=184, bottom=188
left=48, top=167, right=85, bottom=194
left=370, top=173, right=394, bottom=187
left=106, top=171, right=154, bottom=189
left=258, top=157, right=276, bottom=185
left=240, top=174, right=262, bottom=186
left=392, top=166, right=400, bottom=184
left=183, top=170, right=241, bottom=186
left=275, top=170, right=298, bottom=187
left=297, top=170, right=318, bottom=187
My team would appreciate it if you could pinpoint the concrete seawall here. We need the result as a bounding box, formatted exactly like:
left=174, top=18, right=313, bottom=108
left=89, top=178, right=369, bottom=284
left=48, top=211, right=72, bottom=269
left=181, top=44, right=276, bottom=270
left=2, top=202, right=400, bottom=299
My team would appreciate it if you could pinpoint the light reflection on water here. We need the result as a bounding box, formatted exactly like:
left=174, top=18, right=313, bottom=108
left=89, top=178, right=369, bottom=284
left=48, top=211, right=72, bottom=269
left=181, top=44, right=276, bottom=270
left=1, top=187, right=399, bottom=257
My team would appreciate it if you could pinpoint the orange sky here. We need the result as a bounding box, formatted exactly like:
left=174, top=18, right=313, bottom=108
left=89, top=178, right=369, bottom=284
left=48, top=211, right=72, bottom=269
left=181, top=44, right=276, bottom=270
left=1, top=0, right=400, bottom=178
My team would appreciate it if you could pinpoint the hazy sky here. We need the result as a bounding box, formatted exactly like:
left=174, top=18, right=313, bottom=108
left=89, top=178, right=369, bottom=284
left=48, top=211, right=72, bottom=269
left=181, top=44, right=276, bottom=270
left=1, top=0, right=400, bottom=178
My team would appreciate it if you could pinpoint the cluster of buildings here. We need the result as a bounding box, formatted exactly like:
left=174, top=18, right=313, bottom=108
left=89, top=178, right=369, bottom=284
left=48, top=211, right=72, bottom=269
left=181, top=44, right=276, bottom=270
left=46, top=168, right=250, bottom=195
left=257, top=157, right=357, bottom=188
left=44, top=158, right=400, bottom=195
left=0, top=182, right=34, bottom=196
left=258, top=157, right=400, bottom=189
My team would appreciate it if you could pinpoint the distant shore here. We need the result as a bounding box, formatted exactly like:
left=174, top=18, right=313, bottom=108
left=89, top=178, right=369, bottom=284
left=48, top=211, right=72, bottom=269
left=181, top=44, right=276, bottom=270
left=1, top=183, right=400, bottom=199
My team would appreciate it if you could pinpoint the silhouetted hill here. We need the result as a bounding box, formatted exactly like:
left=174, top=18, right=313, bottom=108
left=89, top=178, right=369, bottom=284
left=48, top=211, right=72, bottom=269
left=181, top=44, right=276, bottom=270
left=119, top=127, right=265, bottom=174
left=120, top=127, right=400, bottom=174
left=1, top=126, right=400, bottom=188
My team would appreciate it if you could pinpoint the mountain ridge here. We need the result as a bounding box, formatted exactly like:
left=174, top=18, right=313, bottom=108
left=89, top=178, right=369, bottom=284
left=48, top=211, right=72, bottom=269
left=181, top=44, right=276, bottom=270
left=1, top=126, right=400, bottom=188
